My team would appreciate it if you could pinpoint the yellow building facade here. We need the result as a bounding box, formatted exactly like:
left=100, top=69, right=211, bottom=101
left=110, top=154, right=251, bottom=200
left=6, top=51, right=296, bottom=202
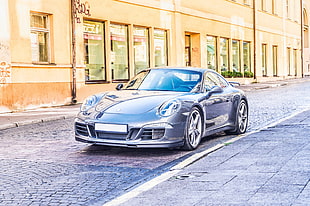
left=0, top=0, right=309, bottom=112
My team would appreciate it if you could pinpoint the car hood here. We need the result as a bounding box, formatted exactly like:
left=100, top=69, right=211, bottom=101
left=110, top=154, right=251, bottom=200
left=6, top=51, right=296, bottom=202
left=96, top=90, right=183, bottom=114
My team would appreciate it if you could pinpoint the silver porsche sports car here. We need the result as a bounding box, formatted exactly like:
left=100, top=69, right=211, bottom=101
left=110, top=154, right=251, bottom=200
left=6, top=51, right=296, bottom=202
left=75, top=67, right=248, bottom=150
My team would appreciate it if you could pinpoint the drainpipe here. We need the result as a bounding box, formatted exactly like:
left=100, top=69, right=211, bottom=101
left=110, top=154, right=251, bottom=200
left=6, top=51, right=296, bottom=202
left=253, top=0, right=257, bottom=80
left=301, top=0, right=304, bottom=77
left=71, top=0, right=77, bottom=104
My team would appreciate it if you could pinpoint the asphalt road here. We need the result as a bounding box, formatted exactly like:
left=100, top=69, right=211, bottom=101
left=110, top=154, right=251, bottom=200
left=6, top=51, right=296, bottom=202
left=1, top=79, right=310, bottom=205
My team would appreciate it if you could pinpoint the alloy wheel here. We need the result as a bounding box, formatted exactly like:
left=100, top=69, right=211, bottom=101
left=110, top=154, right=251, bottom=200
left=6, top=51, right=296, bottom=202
left=237, top=100, right=248, bottom=133
left=184, top=108, right=202, bottom=150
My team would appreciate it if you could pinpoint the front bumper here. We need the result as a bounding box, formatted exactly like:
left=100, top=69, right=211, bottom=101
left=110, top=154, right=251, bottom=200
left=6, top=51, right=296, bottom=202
left=74, top=118, right=185, bottom=148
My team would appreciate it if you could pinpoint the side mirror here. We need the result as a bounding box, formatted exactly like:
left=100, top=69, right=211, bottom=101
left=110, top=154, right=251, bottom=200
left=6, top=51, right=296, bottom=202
left=116, top=83, right=124, bottom=90
left=209, top=85, right=223, bottom=94
left=229, top=81, right=240, bottom=87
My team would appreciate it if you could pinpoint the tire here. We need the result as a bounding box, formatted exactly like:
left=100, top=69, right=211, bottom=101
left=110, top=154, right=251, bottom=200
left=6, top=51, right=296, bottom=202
left=183, top=107, right=203, bottom=150
left=226, top=99, right=248, bottom=135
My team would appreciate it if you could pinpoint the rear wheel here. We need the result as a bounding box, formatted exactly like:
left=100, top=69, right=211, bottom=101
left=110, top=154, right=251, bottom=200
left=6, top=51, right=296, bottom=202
left=183, top=108, right=203, bottom=150
left=226, top=99, right=248, bottom=135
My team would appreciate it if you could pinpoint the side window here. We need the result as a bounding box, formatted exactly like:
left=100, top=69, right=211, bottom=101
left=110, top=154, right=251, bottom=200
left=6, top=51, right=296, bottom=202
left=204, top=72, right=228, bottom=91
left=210, top=72, right=229, bottom=88
left=203, top=73, right=218, bottom=91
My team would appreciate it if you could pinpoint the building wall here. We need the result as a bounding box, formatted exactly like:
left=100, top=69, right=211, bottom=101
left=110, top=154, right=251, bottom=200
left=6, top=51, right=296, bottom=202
left=0, top=0, right=307, bottom=112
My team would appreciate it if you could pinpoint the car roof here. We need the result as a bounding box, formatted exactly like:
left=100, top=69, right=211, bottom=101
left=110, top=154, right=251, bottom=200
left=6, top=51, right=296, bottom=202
left=149, top=67, right=213, bottom=73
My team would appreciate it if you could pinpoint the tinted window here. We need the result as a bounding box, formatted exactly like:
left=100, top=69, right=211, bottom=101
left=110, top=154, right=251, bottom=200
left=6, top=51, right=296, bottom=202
left=204, top=72, right=229, bottom=91
left=125, top=69, right=202, bottom=92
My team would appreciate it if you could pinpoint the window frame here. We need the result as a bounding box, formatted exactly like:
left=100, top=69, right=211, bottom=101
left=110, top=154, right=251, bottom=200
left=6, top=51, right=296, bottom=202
left=154, top=29, right=168, bottom=67
left=206, top=35, right=217, bottom=71
left=262, top=44, right=267, bottom=77
left=232, top=39, right=241, bottom=72
left=272, top=45, right=278, bottom=77
left=30, top=13, right=51, bottom=64
left=220, top=37, right=229, bottom=72
left=83, top=20, right=107, bottom=84
left=133, top=26, right=150, bottom=75
left=110, top=23, right=130, bottom=82
left=243, top=41, right=251, bottom=72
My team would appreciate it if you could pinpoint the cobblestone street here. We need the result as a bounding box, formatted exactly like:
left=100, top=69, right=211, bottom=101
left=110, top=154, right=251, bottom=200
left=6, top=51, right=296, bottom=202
left=0, top=79, right=310, bottom=205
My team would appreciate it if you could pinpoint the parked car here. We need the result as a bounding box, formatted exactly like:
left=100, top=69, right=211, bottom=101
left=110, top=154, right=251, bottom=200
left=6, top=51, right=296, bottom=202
left=75, top=67, right=248, bottom=150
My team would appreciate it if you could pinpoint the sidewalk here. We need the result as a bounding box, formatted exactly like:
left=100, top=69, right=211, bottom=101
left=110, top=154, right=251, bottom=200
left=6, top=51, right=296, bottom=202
left=106, top=108, right=310, bottom=206
left=1, top=77, right=309, bottom=131
left=0, top=104, right=80, bottom=130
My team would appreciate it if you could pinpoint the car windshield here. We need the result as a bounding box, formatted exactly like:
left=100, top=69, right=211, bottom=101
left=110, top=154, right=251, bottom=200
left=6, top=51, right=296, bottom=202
left=124, top=69, right=202, bottom=92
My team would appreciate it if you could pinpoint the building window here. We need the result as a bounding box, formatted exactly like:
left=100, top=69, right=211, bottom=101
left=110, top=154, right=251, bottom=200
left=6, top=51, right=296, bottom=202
left=185, top=35, right=191, bottom=66
left=262, top=44, right=267, bottom=76
left=287, top=47, right=291, bottom=75
left=30, top=13, right=50, bottom=63
left=272, top=45, right=278, bottom=76
left=110, top=24, right=129, bottom=81
left=293, top=49, right=298, bottom=76
left=206, top=36, right=217, bottom=71
left=286, top=0, right=290, bottom=19
left=243, top=41, right=251, bottom=72
left=244, top=0, right=251, bottom=6
left=83, top=20, right=106, bottom=82
left=220, top=38, right=229, bottom=71
left=272, top=0, right=277, bottom=15
left=154, top=29, right=168, bottom=67
left=232, top=40, right=240, bottom=72
left=261, top=0, right=266, bottom=11
left=133, top=27, right=149, bottom=74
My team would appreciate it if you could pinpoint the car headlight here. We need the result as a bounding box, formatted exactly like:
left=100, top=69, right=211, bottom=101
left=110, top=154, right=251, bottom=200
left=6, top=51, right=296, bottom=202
left=81, top=95, right=101, bottom=112
left=159, top=99, right=181, bottom=117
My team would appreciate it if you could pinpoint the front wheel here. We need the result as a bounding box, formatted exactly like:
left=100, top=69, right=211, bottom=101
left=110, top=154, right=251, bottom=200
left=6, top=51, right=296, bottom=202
left=226, top=99, right=248, bottom=135
left=183, top=108, right=203, bottom=150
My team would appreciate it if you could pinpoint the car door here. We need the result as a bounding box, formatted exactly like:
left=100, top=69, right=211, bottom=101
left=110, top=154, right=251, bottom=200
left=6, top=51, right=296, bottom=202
left=202, top=72, right=232, bottom=131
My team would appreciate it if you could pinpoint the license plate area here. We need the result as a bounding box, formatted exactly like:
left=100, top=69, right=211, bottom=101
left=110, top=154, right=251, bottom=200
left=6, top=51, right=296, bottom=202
left=95, top=123, right=128, bottom=134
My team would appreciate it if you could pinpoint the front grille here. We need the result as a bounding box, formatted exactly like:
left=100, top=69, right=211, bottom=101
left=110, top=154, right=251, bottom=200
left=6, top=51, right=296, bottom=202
left=75, top=122, right=89, bottom=136
left=141, top=129, right=165, bottom=140
left=96, top=132, right=127, bottom=140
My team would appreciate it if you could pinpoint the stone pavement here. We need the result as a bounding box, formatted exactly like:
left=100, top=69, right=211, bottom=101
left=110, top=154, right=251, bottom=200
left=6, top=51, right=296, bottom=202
left=106, top=108, right=310, bottom=206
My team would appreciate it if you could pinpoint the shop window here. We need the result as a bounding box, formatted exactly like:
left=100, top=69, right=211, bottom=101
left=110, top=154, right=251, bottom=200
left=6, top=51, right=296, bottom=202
left=30, top=13, right=50, bottom=63
left=243, top=0, right=251, bottom=6
left=207, top=36, right=217, bottom=71
left=262, top=44, right=267, bottom=76
left=111, top=24, right=129, bottom=81
left=261, top=0, right=266, bottom=11
left=185, top=35, right=191, bottom=66
left=272, top=45, right=278, bottom=76
left=220, top=38, right=229, bottom=71
left=134, top=27, right=150, bottom=74
left=286, top=0, right=290, bottom=19
left=83, top=20, right=106, bottom=82
left=287, top=47, right=291, bottom=75
left=272, top=0, right=277, bottom=15
left=232, top=40, right=240, bottom=72
left=293, top=49, right=298, bottom=76
left=154, top=29, right=168, bottom=67
left=243, top=41, right=251, bottom=72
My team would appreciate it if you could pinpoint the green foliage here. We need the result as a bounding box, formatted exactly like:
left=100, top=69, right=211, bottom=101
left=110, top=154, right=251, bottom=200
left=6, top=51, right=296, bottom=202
left=244, top=71, right=254, bottom=78
left=221, top=71, right=233, bottom=78
left=221, top=71, right=254, bottom=78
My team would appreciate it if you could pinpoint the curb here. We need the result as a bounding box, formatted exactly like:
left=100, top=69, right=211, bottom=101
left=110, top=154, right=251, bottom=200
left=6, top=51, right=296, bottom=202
left=0, top=114, right=76, bottom=131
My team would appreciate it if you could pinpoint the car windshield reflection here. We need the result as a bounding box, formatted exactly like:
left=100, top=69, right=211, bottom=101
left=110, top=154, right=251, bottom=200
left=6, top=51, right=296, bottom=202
left=124, top=69, right=202, bottom=92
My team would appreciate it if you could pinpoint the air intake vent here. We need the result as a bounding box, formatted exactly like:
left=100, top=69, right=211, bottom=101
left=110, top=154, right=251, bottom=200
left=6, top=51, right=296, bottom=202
left=141, top=129, right=165, bottom=140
